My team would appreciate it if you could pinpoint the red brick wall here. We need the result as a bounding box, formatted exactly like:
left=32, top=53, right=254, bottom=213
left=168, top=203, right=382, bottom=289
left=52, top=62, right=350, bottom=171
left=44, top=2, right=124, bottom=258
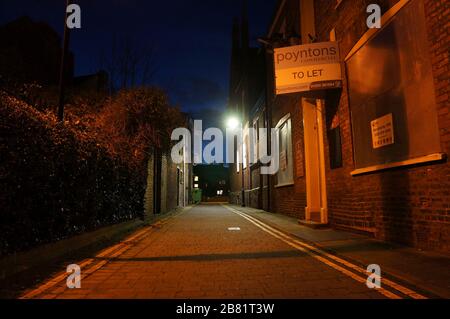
left=314, top=0, right=450, bottom=252
left=270, top=94, right=307, bottom=219
left=266, top=0, right=307, bottom=220
left=157, top=154, right=181, bottom=214
left=233, top=0, right=448, bottom=252
left=165, top=155, right=179, bottom=213
left=144, top=155, right=155, bottom=218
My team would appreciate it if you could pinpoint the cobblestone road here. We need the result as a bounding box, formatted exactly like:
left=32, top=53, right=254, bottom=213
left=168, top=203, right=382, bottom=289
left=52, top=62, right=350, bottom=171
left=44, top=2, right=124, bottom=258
left=22, top=204, right=393, bottom=299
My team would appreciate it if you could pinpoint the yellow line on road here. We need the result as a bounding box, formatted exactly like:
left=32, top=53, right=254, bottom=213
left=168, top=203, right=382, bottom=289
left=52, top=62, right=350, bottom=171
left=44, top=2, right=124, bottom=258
left=224, top=205, right=427, bottom=300
left=20, top=227, right=149, bottom=299
left=20, top=206, right=193, bottom=299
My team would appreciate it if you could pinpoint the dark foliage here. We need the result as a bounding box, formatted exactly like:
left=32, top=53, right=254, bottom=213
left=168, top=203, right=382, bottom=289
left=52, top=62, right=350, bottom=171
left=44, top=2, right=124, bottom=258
left=0, top=93, right=145, bottom=257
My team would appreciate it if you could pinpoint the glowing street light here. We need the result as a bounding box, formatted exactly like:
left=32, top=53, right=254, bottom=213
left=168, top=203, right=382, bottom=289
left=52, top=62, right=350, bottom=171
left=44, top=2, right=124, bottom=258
left=226, top=117, right=240, bottom=131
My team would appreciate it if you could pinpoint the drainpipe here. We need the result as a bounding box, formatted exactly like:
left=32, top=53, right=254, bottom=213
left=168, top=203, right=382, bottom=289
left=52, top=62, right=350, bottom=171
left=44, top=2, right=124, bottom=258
left=241, top=163, right=245, bottom=207
left=264, top=50, right=273, bottom=213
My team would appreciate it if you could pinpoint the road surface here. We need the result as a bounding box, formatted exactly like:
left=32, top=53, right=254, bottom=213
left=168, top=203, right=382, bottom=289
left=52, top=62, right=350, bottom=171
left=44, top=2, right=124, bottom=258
left=21, top=204, right=424, bottom=299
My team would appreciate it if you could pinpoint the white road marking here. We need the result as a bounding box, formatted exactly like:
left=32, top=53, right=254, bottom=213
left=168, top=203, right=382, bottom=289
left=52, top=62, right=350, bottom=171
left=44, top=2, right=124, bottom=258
left=223, top=205, right=427, bottom=300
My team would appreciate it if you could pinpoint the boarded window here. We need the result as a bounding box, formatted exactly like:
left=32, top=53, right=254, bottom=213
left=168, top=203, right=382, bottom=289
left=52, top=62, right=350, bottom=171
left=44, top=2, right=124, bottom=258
left=346, top=0, right=441, bottom=170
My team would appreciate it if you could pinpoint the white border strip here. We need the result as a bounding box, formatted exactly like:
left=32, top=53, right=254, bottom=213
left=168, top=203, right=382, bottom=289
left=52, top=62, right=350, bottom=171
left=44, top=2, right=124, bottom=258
left=345, top=0, right=412, bottom=61
left=224, top=205, right=428, bottom=299
left=351, top=153, right=446, bottom=176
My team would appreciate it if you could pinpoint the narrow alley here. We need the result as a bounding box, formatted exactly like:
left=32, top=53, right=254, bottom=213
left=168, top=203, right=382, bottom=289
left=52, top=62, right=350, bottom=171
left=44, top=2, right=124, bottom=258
left=20, top=204, right=441, bottom=300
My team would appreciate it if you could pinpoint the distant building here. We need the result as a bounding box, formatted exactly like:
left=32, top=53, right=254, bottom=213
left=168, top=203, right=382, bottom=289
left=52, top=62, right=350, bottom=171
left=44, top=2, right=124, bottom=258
left=0, top=16, right=108, bottom=97
left=228, top=7, right=268, bottom=209
left=194, top=164, right=230, bottom=202
left=0, top=16, right=74, bottom=86
left=72, top=71, right=109, bottom=94
left=144, top=116, right=194, bottom=217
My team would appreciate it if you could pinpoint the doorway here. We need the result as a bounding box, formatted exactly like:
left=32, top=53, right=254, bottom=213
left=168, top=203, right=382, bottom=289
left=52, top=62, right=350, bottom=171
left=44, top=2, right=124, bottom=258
left=177, top=167, right=184, bottom=207
left=153, top=149, right=162, bottom=215
left=302, top=98, right=328, bottom=224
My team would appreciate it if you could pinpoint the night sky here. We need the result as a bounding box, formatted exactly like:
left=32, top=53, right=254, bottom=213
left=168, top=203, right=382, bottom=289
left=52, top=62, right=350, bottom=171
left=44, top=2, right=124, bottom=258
left=0, top=0, right=276, bottom=126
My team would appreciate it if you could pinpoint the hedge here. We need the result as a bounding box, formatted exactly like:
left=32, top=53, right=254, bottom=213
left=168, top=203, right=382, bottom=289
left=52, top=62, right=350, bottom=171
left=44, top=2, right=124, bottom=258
left=0, top=93, right=146, bottom=257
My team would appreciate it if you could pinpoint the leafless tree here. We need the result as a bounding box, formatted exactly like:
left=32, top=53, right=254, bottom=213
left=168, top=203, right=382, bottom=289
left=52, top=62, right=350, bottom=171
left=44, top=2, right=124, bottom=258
left=99, top=34, right=157, bottom=94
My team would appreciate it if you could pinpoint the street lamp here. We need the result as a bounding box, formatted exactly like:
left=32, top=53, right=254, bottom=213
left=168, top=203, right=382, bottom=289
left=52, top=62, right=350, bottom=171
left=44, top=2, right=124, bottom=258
left=226, top=117, right=240, bottom=132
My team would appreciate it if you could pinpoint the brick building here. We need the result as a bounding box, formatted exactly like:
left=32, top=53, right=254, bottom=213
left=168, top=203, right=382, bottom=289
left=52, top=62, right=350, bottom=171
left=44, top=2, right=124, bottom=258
left=144, top=119, right=193, bottom=218
left=0, top=16, right=74, bottom=86
left=228, top=10, right=269, bottom=210
left=229, top=0, right=449, bottom=252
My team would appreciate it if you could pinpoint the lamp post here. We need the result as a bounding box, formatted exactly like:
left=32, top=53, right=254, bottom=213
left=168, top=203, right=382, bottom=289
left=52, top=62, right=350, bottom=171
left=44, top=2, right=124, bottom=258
left=57, top=0, right=72, bottom=122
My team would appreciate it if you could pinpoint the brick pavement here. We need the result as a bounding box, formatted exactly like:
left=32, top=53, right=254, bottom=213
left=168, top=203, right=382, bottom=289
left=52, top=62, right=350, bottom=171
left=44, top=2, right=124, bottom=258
left=23, top=204, right=388, bottom=299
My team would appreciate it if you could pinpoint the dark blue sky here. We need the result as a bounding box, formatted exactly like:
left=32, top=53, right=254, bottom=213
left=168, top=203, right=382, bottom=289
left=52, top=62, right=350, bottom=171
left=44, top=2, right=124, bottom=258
left=0, top=0, right=276, bottom=121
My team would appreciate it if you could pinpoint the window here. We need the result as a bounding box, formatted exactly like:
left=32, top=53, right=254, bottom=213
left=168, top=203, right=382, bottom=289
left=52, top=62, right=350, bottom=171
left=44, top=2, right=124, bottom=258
left=327, top=111, right=343, bottom=169
left=328, top=127, right=343, bottom=169
left=194, top=184, right=199, bottom=189
left=276, top=115, right=294, bottom=186
left=217, top=190, right=224, bottom=196
left=194, top=176, right=199, bottom=182
left=346, top=0, right=442, bottom=172
left=252, top=119, right=259, bottom=164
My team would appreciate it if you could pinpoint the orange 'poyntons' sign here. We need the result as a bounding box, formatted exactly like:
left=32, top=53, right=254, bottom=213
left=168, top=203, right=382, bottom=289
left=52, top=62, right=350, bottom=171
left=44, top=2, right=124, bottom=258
left=274, top=41, right=342, bottom=95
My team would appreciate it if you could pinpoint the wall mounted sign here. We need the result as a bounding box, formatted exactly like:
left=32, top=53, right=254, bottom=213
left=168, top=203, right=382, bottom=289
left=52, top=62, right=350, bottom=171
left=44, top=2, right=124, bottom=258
left=371, top=113, right=394, bottom=149
left=274, top=41, right=342, bottom=95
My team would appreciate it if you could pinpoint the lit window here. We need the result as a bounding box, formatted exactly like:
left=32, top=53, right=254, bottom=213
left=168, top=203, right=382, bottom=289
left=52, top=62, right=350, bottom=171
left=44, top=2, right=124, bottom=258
left=194, top=176, right=199, bottom=182
left=194, top=184, right=199, bottom=189
left=217, top=190, right=224, bottom=196
left=253, top=119, right=259, bottom=164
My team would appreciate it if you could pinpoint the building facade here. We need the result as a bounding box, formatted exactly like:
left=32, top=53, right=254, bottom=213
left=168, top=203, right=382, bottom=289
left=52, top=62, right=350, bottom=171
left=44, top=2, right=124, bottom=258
left=144, top=119, right=193, bottom=218
left=0, top=16, right=74, bottom=86
left=229, top=0, right=449, bottom=252
left=228, top=10, right=270, bottom=210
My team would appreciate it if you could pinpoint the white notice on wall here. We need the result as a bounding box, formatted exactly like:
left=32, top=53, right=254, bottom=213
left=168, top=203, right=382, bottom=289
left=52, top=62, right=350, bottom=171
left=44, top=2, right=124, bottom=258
left=371, top=113, right=394, bottom=149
